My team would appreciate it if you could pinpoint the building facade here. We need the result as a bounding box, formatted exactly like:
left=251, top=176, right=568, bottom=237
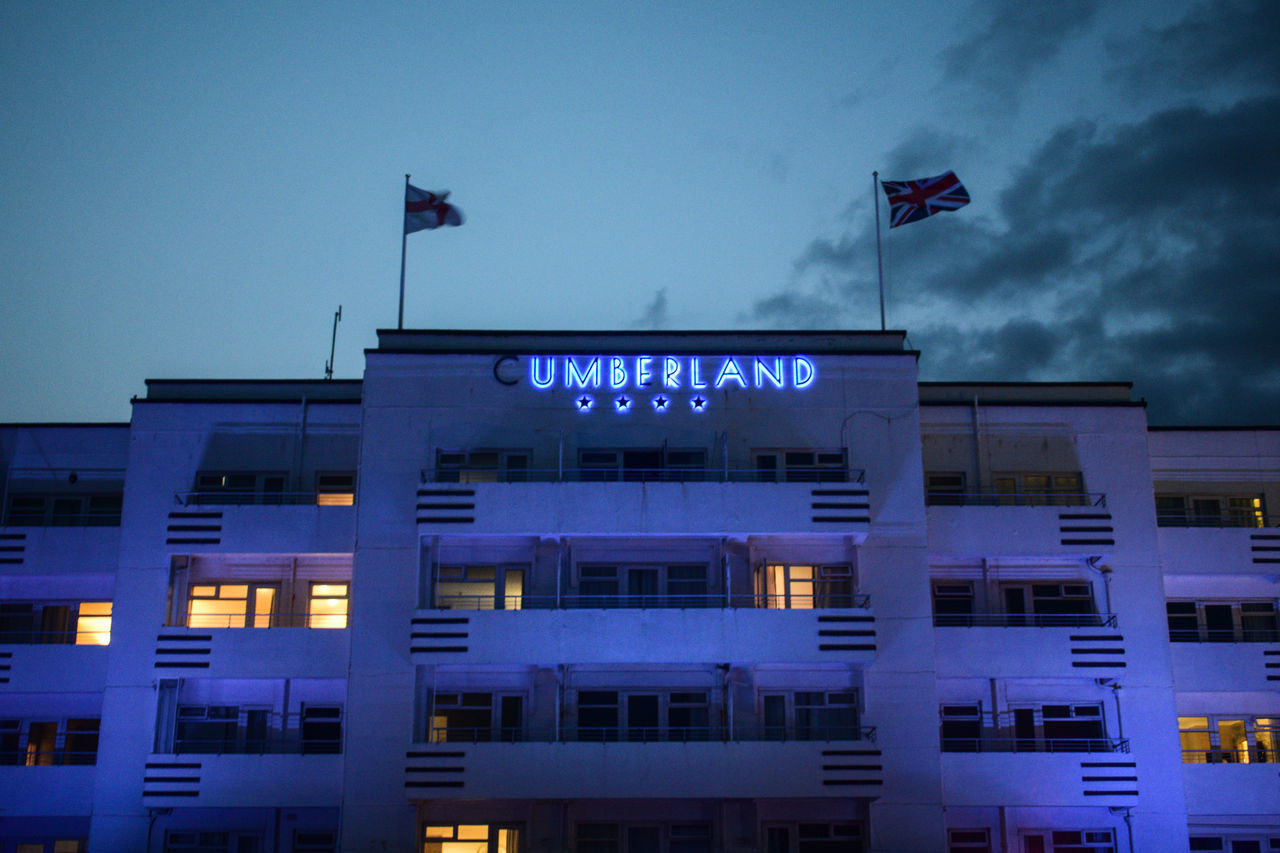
left=0, top=330, right=1277, bottom=853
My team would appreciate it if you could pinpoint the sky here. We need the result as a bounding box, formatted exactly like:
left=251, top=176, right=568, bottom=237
left=2, top=1, right=1277, bottom=426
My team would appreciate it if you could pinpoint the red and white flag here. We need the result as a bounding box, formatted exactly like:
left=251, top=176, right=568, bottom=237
left=405, top=184, right=464, bottom=233
left=880, top=171, right=970, bottom=228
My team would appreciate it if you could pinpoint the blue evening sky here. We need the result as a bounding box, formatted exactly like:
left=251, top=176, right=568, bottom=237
left=2, top=1, right=1277, bottom=424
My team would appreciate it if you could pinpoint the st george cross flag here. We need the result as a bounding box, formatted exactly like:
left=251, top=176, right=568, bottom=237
left=404, top=184, right=464, bottom=233
left=880, top=171, right=970, bottom=228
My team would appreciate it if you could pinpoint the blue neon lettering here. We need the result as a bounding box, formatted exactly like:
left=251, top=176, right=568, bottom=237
left=754, top=358, right=784, bottom=389
left=715, top=357, right=747, bottom=389
left=793, top=356, right=815, bottom=388
left=663, top=356, right=680, bottom=389
left=690, top=358, right=708, bottom=389
left=636, top=356, right=653, bottom=387
left=566, top=357, right=600, bottom=388
left=530, top=357, right=555, bottom=389
left=609, top=357, right=628, bottom=388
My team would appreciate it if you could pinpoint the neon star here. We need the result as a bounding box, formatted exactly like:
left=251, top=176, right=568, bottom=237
left=691, top=395, right=707, bottom=410
left=576, top=395, right=593, bottom=411
left=615, top=395, right=632, bottom=411
left=653, top=395, right=669, bottom=411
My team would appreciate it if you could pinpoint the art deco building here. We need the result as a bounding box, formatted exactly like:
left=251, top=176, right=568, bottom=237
left=0, top=330, right=1276, bottom=853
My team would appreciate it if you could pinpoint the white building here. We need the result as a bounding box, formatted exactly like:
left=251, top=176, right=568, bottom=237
left=0, top=329, right=1276, bottom=853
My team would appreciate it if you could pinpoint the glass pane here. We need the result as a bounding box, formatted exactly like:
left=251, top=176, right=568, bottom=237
left=1218, top=719, right=1248, bottom=762
left=253, top=587, right=276, bottom=628
left=76, top=601, right=113, bottom=645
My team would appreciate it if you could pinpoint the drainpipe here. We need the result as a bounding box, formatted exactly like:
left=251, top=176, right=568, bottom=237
left=971, top=395, right=984, bottom=491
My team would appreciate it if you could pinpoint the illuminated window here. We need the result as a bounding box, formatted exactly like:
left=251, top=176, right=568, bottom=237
left=0, top=718, right=98, bottom=766
left=188, top=583, right=277, bottom=628
left=1155, top=493, right=1266, bottom=527
left=430, top=692, right=524, bottom=743
left=307, top=583, right=349, bottom=628
left=423, top=823, right=520, bottom=853
left=315, top=472, right=355, bottom=506
left=1179, top=715, right=1280, bottom=763
left=75, top=601, right=112, bottom=645
left=766, top=564, right=853, bottom=608
left=436, top=565, right=525, bottom=610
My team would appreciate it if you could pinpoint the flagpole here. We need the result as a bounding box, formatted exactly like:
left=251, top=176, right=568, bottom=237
left=398, top=173, right=409, bottom=330
left=873, top=171, right=885, bottom=331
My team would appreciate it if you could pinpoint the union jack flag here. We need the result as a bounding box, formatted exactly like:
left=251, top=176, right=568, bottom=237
left=880, top=171, right=970, bottom=228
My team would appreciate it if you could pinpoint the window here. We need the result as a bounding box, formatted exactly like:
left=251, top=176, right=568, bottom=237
left=940, top=704, right=983, bottom=752
left=577, top=448, right=708, bottom=482
left=574, top=564, right=710, bottom=608
left=570, top=690, right=712, bottom=743
left=1021, top=830, right=1115, bottom=853
left=1156, top=493, right=1265, bottom=527
left=436, top=449, right=530, bottom=483
left=293, top=831, right=338, bottom=853
left=753, top=450, right=847, bottom=482
left=307, top=583, right=349, bottom=628
left=763, top=823, right=863, bottom=853
left=1167, top=600, right=1279, bottom=642
left=992, top=473, right=1087, bottom=506
left=1039, top=704, right=1106, bottom=751
left=423, top=823, right=520, bottom=853
left=1179, top=715, right=1279, bottom=763
left=1189, top=835, right=1280, bottom=851
left=187, top=583, right=278, bottom=628
left=430, top=692, right=524, bottom=743
left=315, top=472, right=355, bottom=505
left=575, top=824, right=709, bottom=853
left=300, top=705, right=342, bottom=754
left=765, top=564, right=854, bottom=608
left=2, top=492, right=123, bottom=526
left=762, top=691, right=859, bottom=741
left=193, top=472, right=287, bottom=505
left=926, top=472, right=968, bottom=505
left=175, top=705, right=267, bottom=754
left=163, top=831, right=263, bottom=853
left=0, top=718, right=100, bottom=765
left=0, top=601, right=112, bottom=644
left=933, top=583, right=975, bottom=625
left=435, top=565, right=525, bottom=610
left=1000, top=583, right=1096, bottom=625
left=948, top=829, right=992, bottom=853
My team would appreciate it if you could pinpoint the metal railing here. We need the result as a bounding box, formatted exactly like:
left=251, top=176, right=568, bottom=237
left=174, top=491, right=353, bottom=507
left=1169, top=628, right=1280, bottom=643
left=0, top=748, right=99, bottom=766
left=0, top=629, right=111, bottom=645
left=0, top=508, right=122, bottom=527
left=925, top=491, right=1106, bottom=508
left=176, top=612, right=348, bottom=629
left=426, top=724, right=876, bottom=744
left=1181, top=747, right=1280, bottom=764
left=941, top=736, right=1129, bottom=754
left=425, top=467, right=866, bottom=485
left=431, top=593, right=871, bottom=611
left=933, top=612, right=1117, bottom=628
left=1157, top=510, right=1270, bottom=528
left=170, top=734, right=342, bottom=755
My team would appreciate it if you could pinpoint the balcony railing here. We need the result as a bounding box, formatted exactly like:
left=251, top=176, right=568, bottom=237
left=0, top=629, right=111, bottom=645
left=424, top=467, right=866, bottom=484
left=926, top=491, right=1106, bottom=507
left=427, top=724, right=877, bottom=744
left=1157, top=510, right=1270, bottom=528
left=174, top=491, right=353, bottom=507
left=934, top=612, right=1117, bottom=628
left=1181, top=747, right=1280, bottom=764
left=0, top=748, right=99, bottom=766
left=175, top=611, right=349, bottom=629
left=941, top=736, right=1129, bottom=754
left=431, top=593, right=871, bottom=611
left=1169, top=628, right=1280, bottom=643
left=169, top=734, right=342, bottom=756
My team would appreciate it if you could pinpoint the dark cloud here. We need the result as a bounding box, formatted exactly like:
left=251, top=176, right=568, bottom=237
left=942, top=0, right=1099, bottom=106
left=1109, top=0, right=1280, bottom=95
left=631, top=287, right=669, bottom=330
left=747, top=95, right=1280, bottom=425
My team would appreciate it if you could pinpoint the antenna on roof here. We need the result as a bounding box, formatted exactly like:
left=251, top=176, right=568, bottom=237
left=324, top=305, right=343, bottom=380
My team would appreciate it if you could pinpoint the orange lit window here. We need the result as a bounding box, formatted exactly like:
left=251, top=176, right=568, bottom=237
left=316, top=473, right=355, bottom=506
left=75, top=602, right=112, bottom=645
left=188, top=583, right=277, bottom=628
left=308, top=582, right=349, bottom=628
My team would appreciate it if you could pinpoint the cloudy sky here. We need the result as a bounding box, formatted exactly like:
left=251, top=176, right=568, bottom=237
left=2, top=1, right=1276, bottom=425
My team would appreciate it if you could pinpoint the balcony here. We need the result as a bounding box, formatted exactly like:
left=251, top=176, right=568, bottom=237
left=927, top=497, right=1114, bottom=560
left=934, top=612, right=1116, bottom=628
left=154, top=624, right=350, bottom=678
left=0, top=524, right=120, bottom=573
left=416, top=477, right=871, bottom=539
left=404, top=735, right=882, bottom=800
left=933, top=622, right=1125, bottom=678
left=433, top=592, right=870, bottom=610
left=165, top=493, right=356, bottom=553
left=1158, top=524, right=1280, bottom=575
left=427, top=724, right=875, bottom=744
left=142, top=752, right=342, bottom=806
left=941, top=749, right=1136, bottom=806
left=940, top=736, right=1128, bottom=754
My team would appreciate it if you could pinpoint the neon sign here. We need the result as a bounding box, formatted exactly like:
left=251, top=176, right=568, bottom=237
left=528, top=356, right=816, bottom=391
